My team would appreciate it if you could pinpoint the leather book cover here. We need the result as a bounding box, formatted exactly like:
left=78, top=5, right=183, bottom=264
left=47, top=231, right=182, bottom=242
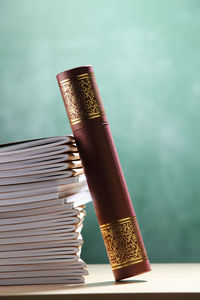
left=56, top=65, right=151, bottom=281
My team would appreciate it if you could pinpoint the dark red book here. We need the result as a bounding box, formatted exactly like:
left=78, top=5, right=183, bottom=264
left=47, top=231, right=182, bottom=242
left=56, top=66, right=151, bottom=281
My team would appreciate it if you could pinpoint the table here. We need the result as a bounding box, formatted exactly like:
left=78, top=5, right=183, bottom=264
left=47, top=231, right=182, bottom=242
left=0, top=264, right=199, bottom=299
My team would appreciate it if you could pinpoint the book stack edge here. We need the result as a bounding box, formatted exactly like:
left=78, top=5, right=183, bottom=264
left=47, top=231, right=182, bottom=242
left=0, top=135, right=91, bottom=285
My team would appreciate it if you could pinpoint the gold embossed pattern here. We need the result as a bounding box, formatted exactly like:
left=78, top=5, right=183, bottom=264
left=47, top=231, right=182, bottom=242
left=60, top=73, right=104, bottom=125
left=100, top=217, right=147, bottom=270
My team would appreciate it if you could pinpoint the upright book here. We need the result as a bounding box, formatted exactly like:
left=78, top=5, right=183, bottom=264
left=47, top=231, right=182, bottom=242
left=57, top=66, right=151, bottom=281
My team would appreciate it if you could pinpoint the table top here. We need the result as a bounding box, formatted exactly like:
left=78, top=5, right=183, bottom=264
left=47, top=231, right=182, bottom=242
left=0, top=264, right=200, bottom=299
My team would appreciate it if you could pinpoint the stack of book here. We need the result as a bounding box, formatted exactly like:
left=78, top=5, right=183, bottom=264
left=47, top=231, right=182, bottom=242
left=0, top=136, right=91, bottom=285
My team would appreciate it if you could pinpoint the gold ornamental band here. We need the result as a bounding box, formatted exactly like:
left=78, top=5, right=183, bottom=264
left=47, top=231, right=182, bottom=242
left=59, top=72, right=105, bottom=125
left=77, top=72, right=95, bottom=78
left=100, top=216, right=136, bottom=229
left=100, top=216, right=147, bottom=270
left=71, top=113, right=103, bottom=125
left=112, top=257, right=148, bottom=270
left=59, top=72, right=95, bottom=85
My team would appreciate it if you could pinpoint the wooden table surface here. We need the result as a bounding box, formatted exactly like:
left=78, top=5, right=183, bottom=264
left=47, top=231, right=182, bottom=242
left=0, top=264, right=200, bottom=299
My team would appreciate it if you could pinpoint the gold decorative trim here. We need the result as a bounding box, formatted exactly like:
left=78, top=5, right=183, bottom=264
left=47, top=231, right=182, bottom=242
left=112, top=258, right=147, bottom=270
left=71, top=113, right=102, bottom=125
left=77, top=72, right=94, bottom=78
left=59, top=73, right=104, bottom=125
left=59, top=73, right=95, bottom=84
left=59, top=78, right=71, bottom=85
left=100, top=216, right=147, bottom=270
left=100, top=216, right=136, bottom=229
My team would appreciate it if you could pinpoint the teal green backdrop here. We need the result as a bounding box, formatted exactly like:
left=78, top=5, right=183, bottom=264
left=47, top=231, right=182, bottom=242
left=0, top=0, right=200, bottom=263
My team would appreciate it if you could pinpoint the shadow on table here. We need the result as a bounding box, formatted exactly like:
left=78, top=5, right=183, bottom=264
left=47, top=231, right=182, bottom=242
left=85, top=279, right=147, bottom=288
left=53, top=279, right=147, bottom=290
left=0, top=279, right=147, bottom=296
left=41, top=279, right=147, bottom=292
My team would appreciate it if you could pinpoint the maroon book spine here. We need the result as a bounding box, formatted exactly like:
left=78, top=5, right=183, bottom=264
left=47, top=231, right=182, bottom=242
left=56, top=65, right=151, bottom=281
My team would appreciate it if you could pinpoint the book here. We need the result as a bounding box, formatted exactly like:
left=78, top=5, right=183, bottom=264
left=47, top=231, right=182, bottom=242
left=0, top=135, right=91, bottom=285
left=0, top=175, right=85, bottom=193
left=57, top=66, right=151, bottom=281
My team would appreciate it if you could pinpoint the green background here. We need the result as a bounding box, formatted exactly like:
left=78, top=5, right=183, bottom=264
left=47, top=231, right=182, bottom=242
left=0, top=0, right=200, bottom=263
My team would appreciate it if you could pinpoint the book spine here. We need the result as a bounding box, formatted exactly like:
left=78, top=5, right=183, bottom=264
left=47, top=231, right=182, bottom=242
left=56, top=66, right=151, bottom=281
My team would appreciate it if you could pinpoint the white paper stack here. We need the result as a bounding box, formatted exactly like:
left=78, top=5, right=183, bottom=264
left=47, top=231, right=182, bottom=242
left=0, top=136, right=92, bottom=285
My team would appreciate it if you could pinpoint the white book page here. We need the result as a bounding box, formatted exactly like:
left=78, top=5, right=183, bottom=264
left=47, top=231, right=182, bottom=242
left=0, top=269, right=88, bottom=279
left=0, top=154, right=71, bottom=170
left=0, top=193, right=59, bottom=206
left=0, top=204, right=75, bottom=218
left=0, top=247, right=79, bottom=258
left=0, top=190, right=89, bottom=206
left=0, top=152, right=80, bottom=168
left=0, top=183, right=88, bottom=200
left=0, top=224, right=82, bottom=238
left=0, top=250, right=80, bottom=260
left=0, top=144, right=76, bottom=158
left=0, top=212, right=80, bottom=225
left=0, top=255, right=79, bottom=265
left=0, top=260, right=87, bottom=271
left=0, top=199, right=68, bottom=212
left=0, top=219, right=78, bottom=232
left=0, top=160, right=82, bottom=172
left=65, top=191, right=91, bottom=203
left=0, top=174, right=86, bottom=192
left=73, top=197, right=92, bottom=207
left=58, top=185, right=88, bottom=198
left=0, top=146, right=77, bottom=163
left=0, top=163, right=82, bottom=178
left=0, top=232, right=80, bottom=245
left=0, top=239, right=83, bottom=251
left=0, top=136, right=73, bottom=152
left=0, top=171, right=77, bottom=185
